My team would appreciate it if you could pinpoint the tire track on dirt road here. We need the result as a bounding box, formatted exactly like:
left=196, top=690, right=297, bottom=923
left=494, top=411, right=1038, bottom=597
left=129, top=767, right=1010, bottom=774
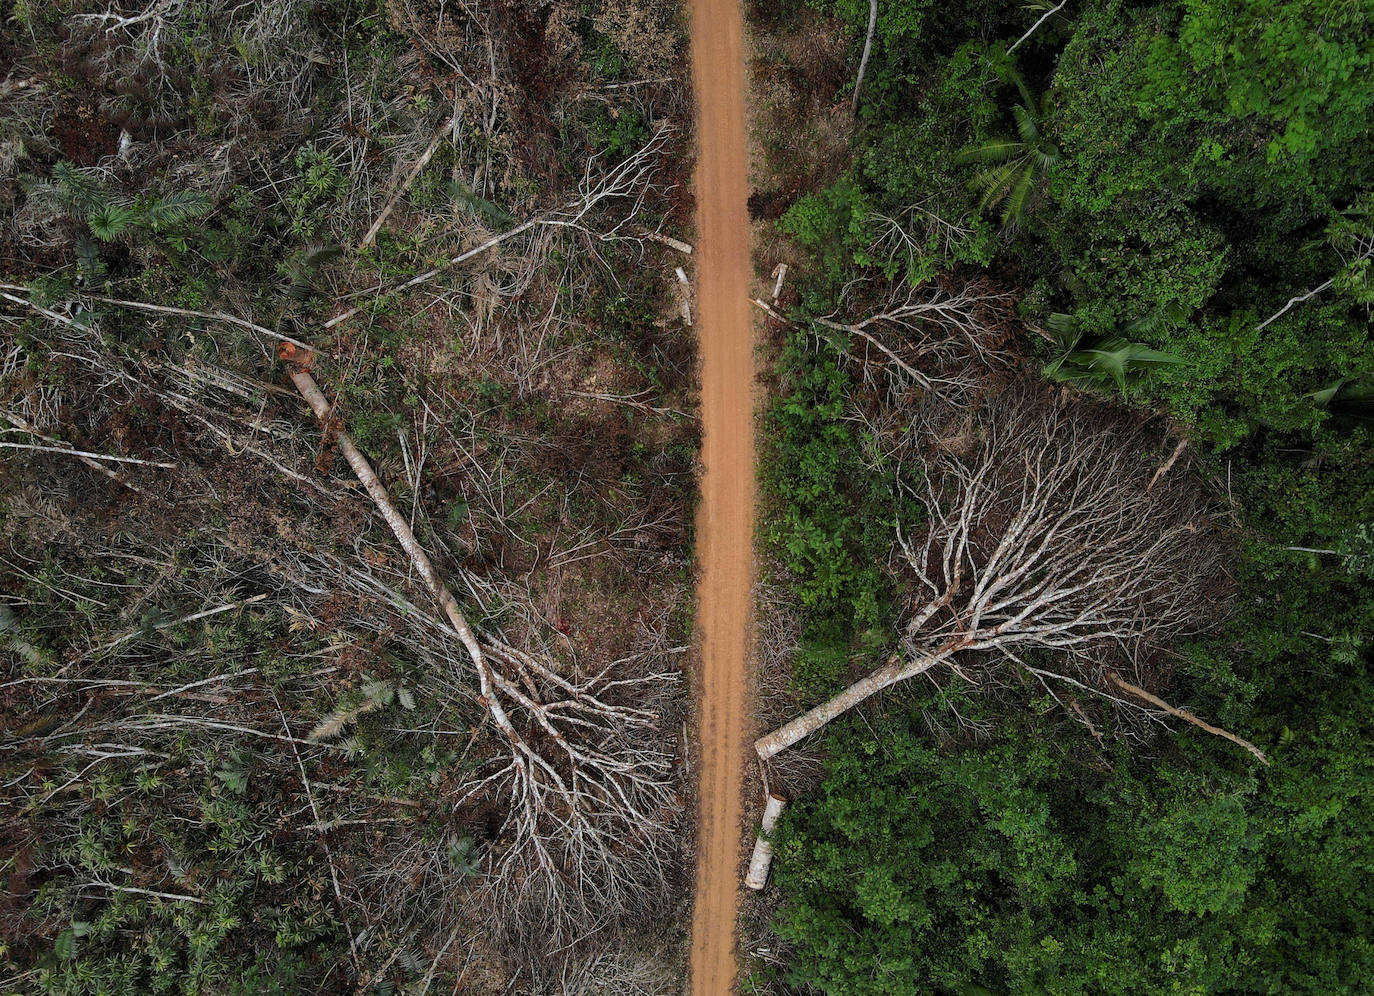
left=688, top=0, right=753, bottom=989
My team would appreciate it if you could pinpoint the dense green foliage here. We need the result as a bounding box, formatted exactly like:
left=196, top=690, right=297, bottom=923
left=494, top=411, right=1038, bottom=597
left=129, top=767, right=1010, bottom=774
left=763, top=328, right=907, bottom=694
left=773, top=683, right=1374, bottom=995
left=790, top=0, right=1374, bottom=442
left=760, top=0, right=1374, bottom=992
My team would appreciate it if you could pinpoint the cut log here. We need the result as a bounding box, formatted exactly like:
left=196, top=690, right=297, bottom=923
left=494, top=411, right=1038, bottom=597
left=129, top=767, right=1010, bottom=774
left=770, top=262, right=788, bottom=303
left=743, top=792, right=788, bottom=890
left=675, top=266, right=692, bottom=326
left=645, top=231, right=694, bottom=254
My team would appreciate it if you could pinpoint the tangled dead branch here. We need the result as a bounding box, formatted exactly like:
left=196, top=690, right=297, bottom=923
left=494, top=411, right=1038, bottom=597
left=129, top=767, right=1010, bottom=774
left=756, top=389, right=1259, bottom=763
left=867, top=203, right=980, bottom=277
left=758, top=277, right=1014, bottom=405
left=817, top=278, right=1014, bottom=400
left=324, top=125, right=678, bottom=331
left=285, top=354, right=681, bottom=942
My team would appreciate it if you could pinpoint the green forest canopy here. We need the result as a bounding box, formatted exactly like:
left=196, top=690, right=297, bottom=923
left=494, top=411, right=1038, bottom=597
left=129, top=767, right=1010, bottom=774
left=762, top=0, right=1374, bottom=992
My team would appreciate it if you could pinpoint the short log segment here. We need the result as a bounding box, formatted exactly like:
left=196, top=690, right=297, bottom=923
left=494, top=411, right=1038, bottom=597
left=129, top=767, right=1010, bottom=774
left=743, top=792, right=789, bottom=890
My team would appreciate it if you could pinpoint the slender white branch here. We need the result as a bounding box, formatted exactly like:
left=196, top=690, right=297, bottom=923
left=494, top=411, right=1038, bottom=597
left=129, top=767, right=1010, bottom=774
left=1255, top=277, right=1335, bottom=331
left=0, top=441, right=176, bottom=468
left=852, top=0, right=879, bottom=115
left=1007, top=0, right=1069, bottom=55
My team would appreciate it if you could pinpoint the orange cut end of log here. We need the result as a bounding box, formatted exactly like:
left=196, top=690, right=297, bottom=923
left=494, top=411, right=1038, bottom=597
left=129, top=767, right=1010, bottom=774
left=277, top=341, right=314, bottom=371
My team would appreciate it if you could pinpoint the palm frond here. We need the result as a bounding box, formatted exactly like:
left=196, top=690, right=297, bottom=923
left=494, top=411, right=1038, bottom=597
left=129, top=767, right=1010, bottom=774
left=957, top=139, right=1026, bottom=165
left=1003, top=163, right=1036, bottom=224
left=445, top=180, right=515, bottom=227
left=282, top=244, right=344, bottom=301
left=1122, top=299, right=1188, bottom=336
left=52, top=161, right=110, bottom=216
left=1045, top=312, right=1082, bottom=350
left=1003, top=65, right=1037, bottom=115
left=973, top=162, right=1024, bottom=212
left=142, top=190, right=211, bottom=231
left=75, top=236, right=107, bottom=284
left=1012, top=104, right=1040, bottom=145
left=88, top=203, right=136, bottom=242
left=1308, top=378, right=1350, bottom=407
left=1048, top=338, right=1186, bottom=394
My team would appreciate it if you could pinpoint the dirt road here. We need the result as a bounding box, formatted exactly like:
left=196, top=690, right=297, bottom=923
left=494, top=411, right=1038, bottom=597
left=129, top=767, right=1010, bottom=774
left=687, top=0, right=753, bottom=990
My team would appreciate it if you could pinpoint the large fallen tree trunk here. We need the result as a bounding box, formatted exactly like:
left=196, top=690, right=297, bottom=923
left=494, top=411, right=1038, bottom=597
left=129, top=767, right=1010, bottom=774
left=755, top=391, right=1265, bottom=764
left=283, top=349, right=679, bottom=938
left=756, top=654, right=941, bottom=761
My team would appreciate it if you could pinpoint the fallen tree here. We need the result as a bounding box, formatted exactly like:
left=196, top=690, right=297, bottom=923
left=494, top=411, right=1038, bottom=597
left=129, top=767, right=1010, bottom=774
left=281, top=346, right=681, bottom=942
left=756, top=390, right=1264, bottom=764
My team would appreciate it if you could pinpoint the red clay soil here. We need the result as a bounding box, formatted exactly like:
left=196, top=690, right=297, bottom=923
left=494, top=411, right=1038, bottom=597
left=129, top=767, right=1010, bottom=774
left=687, top=0, right=755, bottom=990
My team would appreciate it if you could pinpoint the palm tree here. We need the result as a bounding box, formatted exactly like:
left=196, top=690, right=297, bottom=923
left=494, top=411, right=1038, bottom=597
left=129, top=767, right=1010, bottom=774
left=1042, top=308, right=1186, bottom=395
left=957, top=71, right=1060, bottom=227
left=48, top=161, right=210, bottom=243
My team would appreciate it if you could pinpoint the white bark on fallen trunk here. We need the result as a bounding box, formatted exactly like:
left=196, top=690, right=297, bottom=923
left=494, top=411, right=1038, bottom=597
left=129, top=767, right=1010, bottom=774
left=359, top=114, right=457, bottom=249
left=646, top=231, right=694, bottom=254
left=744, top=793, right=789, bottom=890
left=754, top=652, right=946, bottom=760
left=675, top=266, right=692, bottom=326
left=286, top=368, right=522, bottom=742
left=851, top=0, right=878, bottom=116
left=770, top=262, right=788, bottom=303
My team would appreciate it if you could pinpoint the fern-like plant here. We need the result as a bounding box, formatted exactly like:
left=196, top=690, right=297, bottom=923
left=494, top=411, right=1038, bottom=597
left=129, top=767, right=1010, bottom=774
left=445, top=179, right=515, bottom=228
left=47, top=161, right=210, bottom=244
left=280, top=244, right=343, bottom=302
left=140, top=189, right=211, bottom=231
left=50, top=161, right=109, bottom=216
left=957, top=70, right=1060, bottom=227
left=446, top=834, right=484, bottom=877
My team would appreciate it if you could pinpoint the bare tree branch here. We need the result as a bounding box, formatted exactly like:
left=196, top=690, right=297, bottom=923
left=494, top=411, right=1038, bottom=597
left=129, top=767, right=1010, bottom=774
left=852, top=0, right=879, bottom=115
left=757, top=391, right=1243, bottom=762
left=1008, top=0, right=1069, bottom=55
left=1105, top=672, right=1268, bottom=764
left=284, top=356, right=680, bottom=942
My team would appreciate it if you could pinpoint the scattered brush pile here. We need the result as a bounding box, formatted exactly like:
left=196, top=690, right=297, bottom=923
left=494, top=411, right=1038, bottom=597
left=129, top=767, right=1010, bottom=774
left=1, top=0, right=696, bottom=991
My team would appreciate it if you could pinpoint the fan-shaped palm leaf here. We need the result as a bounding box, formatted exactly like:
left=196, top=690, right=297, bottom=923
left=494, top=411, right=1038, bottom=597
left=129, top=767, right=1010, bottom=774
left=87, top=203, right=136, bottom=242
left=959, top=76, right=1057, bottom=226
left=1121, top=300, right=1188, bottom=337
left=445, top=180, right=514, bottom=227
left=1044, top=311, right=1082, bottom=350
left=282, top=244, right=344, bottom=301
left=957, top=139, right=1027, bottom=165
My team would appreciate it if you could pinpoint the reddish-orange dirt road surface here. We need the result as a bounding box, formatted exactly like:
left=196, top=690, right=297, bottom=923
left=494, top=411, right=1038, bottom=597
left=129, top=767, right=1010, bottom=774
left=687, top=0, right=753, bottom=989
